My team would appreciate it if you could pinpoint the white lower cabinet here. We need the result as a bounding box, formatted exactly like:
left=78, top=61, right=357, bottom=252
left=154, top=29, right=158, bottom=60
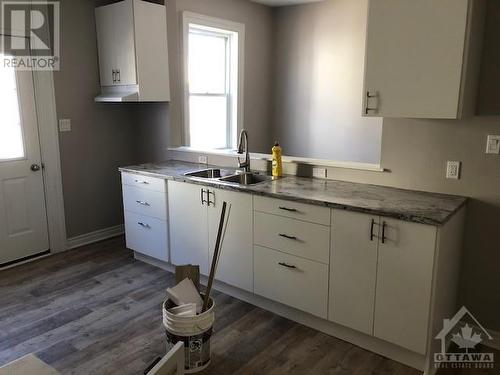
left=124, top=211, right=168, bottom=261
left=329, top=210, right=379, bottom=335
left=330, top=209, right=437, bottom=355
left=208, top=188, right=253, bottom=292
left=374, top=218, right=437, bottom=355
left=254, top=245, right=329, bottom=318
left=168, top=181, right=209, bottom=274
left=121, top=172, right=169, bottom=262
left=168, top=181, right=253, bottom=290
left=122, top=177, right=463, bottom=364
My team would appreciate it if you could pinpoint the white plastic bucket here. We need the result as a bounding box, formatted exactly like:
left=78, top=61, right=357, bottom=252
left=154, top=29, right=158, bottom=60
left=163, top=296, right=215, bottom=374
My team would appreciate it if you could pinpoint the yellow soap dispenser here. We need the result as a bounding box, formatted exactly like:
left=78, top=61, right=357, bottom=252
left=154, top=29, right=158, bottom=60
left=272, top=142, right=283, bottom=178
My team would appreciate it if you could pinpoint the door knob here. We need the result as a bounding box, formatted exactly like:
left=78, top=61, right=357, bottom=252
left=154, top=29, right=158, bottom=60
left=31, top=164, right=41, bottom=172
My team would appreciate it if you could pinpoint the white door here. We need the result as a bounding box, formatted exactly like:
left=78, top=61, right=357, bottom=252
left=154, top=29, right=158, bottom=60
left=373, top=218, right=437, bottom=354
left=363, top=0, right=469, bottom=118
left=0, top=45, right=49, bottom=265
left=208, top=188, right=253, bottom=292
left=329, top=210, right=379, bottom=335
left=168, top=181, right=209, bottom=274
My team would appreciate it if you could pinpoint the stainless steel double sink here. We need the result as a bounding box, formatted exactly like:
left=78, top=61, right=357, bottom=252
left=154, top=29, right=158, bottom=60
left=184, top=168, right=273, bottom=186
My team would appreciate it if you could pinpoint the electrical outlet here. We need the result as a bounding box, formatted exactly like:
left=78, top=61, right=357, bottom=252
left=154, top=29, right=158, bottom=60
left=486, top=135, right=500, bottom=154
left=446, top=161, right=461, bottom=180
left=58, top=118, right=71, bottom=132
left=313, top=167, right=327, bottom=179
left=198, top=155, right=208, bottom=164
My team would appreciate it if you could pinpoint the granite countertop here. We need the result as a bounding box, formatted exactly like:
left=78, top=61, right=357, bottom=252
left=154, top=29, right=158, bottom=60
left=119, top=160, right=467, bottom=226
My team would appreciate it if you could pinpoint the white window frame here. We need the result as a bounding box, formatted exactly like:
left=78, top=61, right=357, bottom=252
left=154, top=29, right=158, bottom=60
left=182, top=12, right=245, bottom=150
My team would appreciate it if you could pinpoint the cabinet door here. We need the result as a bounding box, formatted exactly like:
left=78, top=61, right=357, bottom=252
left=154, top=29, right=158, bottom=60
left=95, top=1, right=137, bottom=87
left=363, top=0, right=470, bottom=118
left=168, top=181, right=209, bottom=274
left=95, top=4, right=116, bottom=86
left=113, top=0, right=137, bottom=85
left=374, top=218, right=437, bottom=354
left=208, top=188, right=253, bottom=292
left=329, top=210, right=379, bottom=335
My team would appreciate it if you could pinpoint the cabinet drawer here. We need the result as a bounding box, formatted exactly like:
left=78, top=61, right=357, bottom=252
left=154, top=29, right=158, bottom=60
left=121, top=172, right=166, bottom=193
left=124, top=211, right=168, bottom=262
left=254, top=246, right=328, bottom=318
left=254, top=212, right=330, bottom=264
left=122, top=184, right=167, bottom=220
left=254, top=196, right=330, bottom=225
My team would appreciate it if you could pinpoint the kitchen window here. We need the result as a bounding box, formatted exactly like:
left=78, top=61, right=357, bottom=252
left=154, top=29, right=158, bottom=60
left=183, top=13, right=244, bottom=150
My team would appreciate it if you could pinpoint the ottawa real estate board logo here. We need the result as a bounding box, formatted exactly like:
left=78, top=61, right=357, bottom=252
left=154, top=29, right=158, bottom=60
left=1, top=1, right=60, bottom=70
left=435, top=306, right=495, bottom=370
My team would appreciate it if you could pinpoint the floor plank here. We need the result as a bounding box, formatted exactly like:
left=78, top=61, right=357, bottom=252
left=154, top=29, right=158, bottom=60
left=1, top=236, right=491, bottom=374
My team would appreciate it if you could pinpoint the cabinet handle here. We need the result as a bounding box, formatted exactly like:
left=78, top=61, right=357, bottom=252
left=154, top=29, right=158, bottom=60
left=136, top=200, right=150, bottom=206
left=279, top=206, right=298, bottom=213
left=207, top=190, right=215, bottom=207
left=365, top=91, right=378, bottom=115
left=138, top=222, right=151, bottom=229
left=112, top=69, right=116, bottom=83
left=278, top=262, right=297, bottom=269
left=134, top=179, right=149, bottom=185
left=279, top=234, right=298, bottom=240
left=117, top=69, right=121, bottom=83
left=370, top=219, right=375, bottom=241
left=201, top=189, right=208, bottom=205
left=381, top=221, right=387, bottom=244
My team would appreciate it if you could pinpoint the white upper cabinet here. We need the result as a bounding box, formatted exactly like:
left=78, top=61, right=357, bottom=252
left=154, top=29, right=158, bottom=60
left=95, top=0, right=170, bottom=102
left=363, top=0, right=486, bottom=119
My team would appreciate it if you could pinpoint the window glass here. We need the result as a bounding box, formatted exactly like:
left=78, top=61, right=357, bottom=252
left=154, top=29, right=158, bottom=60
left=189, top=96, right=228, bottom=149
left=0, top=58, right=25, bottom=160
left=188, top=31, right=227, bottom=94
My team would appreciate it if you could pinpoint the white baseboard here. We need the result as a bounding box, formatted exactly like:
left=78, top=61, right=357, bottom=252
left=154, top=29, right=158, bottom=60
left=66, top=224, right=124, bottom=250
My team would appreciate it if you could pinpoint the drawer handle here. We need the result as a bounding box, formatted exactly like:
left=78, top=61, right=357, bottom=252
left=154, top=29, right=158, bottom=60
left=278, top=262, right=297, bottom=269
left=279, top=234, right=297, bottom=240
left=279, top=206, right=298, bottom=213
left=381, top=221, right=387, bottom=244
left=138, top=222, right=151, bottom=229
left=134, top=179, right=149, bottom=185
left=136, top=200, right=150, bottom=206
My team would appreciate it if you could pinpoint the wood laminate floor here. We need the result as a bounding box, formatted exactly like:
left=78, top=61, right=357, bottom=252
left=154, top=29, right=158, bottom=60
left=0, top=237, right=496, bottom=374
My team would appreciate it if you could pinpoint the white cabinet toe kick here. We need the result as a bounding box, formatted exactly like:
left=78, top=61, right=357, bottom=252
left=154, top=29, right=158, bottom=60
left=121, top=173, right=466, bottom=373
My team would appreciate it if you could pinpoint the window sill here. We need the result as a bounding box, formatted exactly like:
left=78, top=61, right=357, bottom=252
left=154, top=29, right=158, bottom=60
left=168, top=147, right=386, bottom=173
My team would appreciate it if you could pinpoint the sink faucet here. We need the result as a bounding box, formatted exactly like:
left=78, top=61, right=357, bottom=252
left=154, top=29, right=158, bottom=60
left=237, top=129, right=250, bottom=173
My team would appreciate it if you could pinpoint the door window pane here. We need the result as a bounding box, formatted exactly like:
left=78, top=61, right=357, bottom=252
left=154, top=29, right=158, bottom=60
left=188, top=29, right=227, bottom=94
left=189, top=96, right=228, bottom=149
left=0, top=58, right=25, bottom=160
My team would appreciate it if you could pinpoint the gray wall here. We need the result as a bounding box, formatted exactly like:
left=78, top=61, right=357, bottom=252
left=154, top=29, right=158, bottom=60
left=54, top=0, right=140, bottom=238
left=272, top=0, right=383, bottom=163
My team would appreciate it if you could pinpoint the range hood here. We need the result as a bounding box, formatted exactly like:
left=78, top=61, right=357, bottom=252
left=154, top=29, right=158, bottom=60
left=94, top=86, right=140, bottom=103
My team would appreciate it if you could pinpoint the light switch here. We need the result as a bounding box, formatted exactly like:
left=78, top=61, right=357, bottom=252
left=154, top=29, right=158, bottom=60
left=198, top=155, right=208, bottom=164
left=486, top=135, right=500, bottom=154
left=59, top=118, right=72, bottom=132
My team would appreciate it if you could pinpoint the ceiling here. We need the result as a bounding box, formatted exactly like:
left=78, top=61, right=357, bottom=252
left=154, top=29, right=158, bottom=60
left=250, top=0, right=325, bottom=7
